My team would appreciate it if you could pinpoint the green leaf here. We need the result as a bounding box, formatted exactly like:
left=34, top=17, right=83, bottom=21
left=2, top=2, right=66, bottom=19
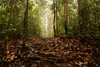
left=6, top=19, right=9, bottom=22
left=10, top=24, right=13, bottom=26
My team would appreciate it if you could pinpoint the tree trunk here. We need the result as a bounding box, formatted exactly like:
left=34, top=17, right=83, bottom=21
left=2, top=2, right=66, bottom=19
left=78, top=0, right=88, bottom=35
left=64, top=0, right=68, bottom=34
left=78, top=0, right=81, bottom=35
left=53, top=0, right=56, bottom=37
left=5, top=0, right=13, bottom=46
left=56, top=0, right=58, bottom=35
left=23, top=0, right=29, bottom=47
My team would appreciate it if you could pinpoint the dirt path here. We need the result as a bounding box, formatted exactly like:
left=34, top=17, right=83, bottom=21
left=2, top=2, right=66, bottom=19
left=0, top=35, right=100, bottom=67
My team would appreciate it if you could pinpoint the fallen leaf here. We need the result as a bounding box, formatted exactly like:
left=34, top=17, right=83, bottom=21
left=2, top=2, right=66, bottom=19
left=84, top=62, right=88, bottom=65
left=10, top=55, right=15, bottom=61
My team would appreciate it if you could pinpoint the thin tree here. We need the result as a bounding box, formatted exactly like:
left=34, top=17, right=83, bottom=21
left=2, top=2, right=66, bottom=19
left=56, top=0, right=58, bottom=35
left=23, top=0, right=29, bottom=48
left=78, top=0, right=88, bottom=35
left=78, top=0, right=81, bottom=35
left=64, top=0, right=68, bottom=34
left=53, top=0, right=56, bottom=37
left=5, top=0, right=13, bottom=46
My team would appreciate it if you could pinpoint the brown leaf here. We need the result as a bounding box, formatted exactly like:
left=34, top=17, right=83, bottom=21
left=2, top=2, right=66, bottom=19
left=84, top=61, right=88, bottom=65
left=6, top=51, right=10, bottom=54
left=79, top=62, right=84, bottom=66
left=67, top=64, right=72, bottom=67
left=10, top=55, right=14, bottom=61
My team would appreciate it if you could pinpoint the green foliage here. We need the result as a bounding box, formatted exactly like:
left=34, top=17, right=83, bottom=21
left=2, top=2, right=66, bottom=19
left=79, top=0, right=100, bottom=37
left=0, top=0, right=43, bottom=39
left=27, top=0, right=43, bottom=37
left=0, top=0, right=100, bottom=39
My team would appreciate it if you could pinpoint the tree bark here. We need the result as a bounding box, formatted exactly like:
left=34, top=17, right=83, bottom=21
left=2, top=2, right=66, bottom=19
left=64, top=0, right=68, bottom=34
left=5, top=0, right=13, bottom=46
left=78, top=0, right=89, bottom=35
left=56, top=0, right=58, bottom=35
left=23, top=0, right=29, bottom=47
left=53, top=0, right=56, bottom=37
left=78, top=0, right=81, bottom=35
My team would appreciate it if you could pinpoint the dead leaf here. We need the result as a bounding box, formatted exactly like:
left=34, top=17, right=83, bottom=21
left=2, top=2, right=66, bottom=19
left=10, top=55, right=15, bottom=61
left=84, top=62, right=88, bottom=65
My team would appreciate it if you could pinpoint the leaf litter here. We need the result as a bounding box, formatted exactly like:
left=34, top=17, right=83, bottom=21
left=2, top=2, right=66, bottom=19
left=0, top=35, right=100, bottom=67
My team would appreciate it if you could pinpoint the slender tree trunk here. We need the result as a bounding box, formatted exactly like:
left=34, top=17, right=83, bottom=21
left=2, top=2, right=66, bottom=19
left=23, top=0, right=29, bottom=47
left=83, top=0, right=88, bottom=32
left=5, top=0, right=13, bottom=46
left=78, top=0, right=88, bottom=35
left=56, top=0, right=58, bottom=35
left=53, top=0, right=56, bottom=37
left=37, top=3, right=40, bottom=36
left=36, top=3, right=40, bottom=36
left=64, top=0, right=68, bottom=34
left=78, top=0, right=81, bottom=35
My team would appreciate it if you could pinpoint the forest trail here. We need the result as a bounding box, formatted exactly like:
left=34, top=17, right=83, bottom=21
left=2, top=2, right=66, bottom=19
left=0, top=35, right=100, bottom=67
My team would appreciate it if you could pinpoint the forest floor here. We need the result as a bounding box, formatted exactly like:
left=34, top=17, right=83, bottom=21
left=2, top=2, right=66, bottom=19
left=0, top=35, right=100, bottom=67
